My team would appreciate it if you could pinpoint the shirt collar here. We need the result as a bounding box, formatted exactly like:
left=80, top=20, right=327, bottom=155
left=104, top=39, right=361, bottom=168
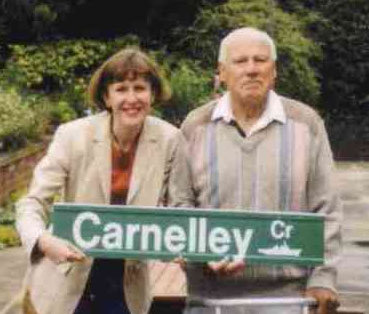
left=211, top=90, right=286, bottom=135
left=211, top=92, right=234, bottom=122
left=258, top=90, right=286, bottom=125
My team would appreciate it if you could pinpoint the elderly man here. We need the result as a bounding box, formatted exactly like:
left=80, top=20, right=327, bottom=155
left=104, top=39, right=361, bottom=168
left=174, top=27, right=342, bottom=314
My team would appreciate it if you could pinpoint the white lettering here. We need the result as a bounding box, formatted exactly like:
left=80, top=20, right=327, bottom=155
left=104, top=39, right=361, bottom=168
left=285, top=225, right=294, bottom=239
left=232, top=229, right=253, bottom=257
left=271, top=220, right=285, bottom=239
left=188, top=218, right=197, bottom=252
left=208, top=227, right=230, bottom=254
left=141, top=224, right=162, bottom=251
left=198, top=218, right=207, bottom=253
left=164, top=225, right=186, bottom=253
left=126, top=224, right=140, bottom=249
left=102, top=222, right=123, bottom=249
left=70, top=213, right=258, bottom=260
left=73, top=212, right=101, bottom=249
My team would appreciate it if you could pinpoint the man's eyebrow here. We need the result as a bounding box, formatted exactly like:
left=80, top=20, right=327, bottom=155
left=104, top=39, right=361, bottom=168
left=255, top=54, right=270, bottom=59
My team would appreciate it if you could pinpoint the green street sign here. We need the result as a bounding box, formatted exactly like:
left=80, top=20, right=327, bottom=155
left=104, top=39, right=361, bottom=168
left=52, top=203, right=324, bottom=266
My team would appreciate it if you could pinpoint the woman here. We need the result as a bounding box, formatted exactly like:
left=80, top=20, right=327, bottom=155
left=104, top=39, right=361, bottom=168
left=11, top=48, right=189, bottom=314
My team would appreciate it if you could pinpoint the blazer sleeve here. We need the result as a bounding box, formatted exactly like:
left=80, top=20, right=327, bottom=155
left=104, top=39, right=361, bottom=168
left=306, top=119, right=343, bottom=292
left=16, top=124, right=71, bottom=260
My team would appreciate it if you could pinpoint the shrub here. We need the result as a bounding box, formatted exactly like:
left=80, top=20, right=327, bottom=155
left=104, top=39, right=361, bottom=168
left=0, top=225, right=20, bottom=248
left=0, top=208, right=15, bottom=225
left=0, top=191, right=22, bottom=249
left=4, top=35, right=140, bottom=93
left=0, top=89, right=45, bottom=151
left=163, top=59, right=213, bottom=125
left=1, top=35, right=140, bottom=122
left=48, top=99, right=78, bottom=126
left=2, top=35, right=216, bottom=127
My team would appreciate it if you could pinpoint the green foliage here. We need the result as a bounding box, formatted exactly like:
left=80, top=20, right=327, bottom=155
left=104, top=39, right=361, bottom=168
left=0, top=190, right=23, bottom=248
left=165, top=60, right=213, bottom=125
left=0, top=89, right=45, bottom=151
left=1, top=35, right=140, bottom=123
left=2, top=34, right=214, bottom=127
left=5, top=35, right=139, bottom=91
left=276, top=0, right=369, bottom=111
left=0, top=0, right=206, bottom=43
left=0, top=225, right=20, bottom=248
left=275, top=0, right=369, bottom=159
left=0, top=208, right=15, bottom=226
left=33, top=3, right=58, bottom=40
left=0, top=0, right=85, bottom=42
left=172, top=0, right=322, bottom=106
left=34, top=3, right=57, bottom=22
left=318, top=0, right=369, bottom=109
left=48, top=99, right=77, bottom=125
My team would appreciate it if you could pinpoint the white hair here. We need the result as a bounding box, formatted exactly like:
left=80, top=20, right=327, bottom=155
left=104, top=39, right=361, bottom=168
left=218, top=27, right=277, bottom=63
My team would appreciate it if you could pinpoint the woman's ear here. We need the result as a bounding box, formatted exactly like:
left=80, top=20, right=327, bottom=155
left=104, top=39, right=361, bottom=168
left=102, top=91, right=110, bottom=109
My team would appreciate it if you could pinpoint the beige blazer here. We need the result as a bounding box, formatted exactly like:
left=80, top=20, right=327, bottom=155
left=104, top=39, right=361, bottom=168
left=12, top=111, right=185, bottom=314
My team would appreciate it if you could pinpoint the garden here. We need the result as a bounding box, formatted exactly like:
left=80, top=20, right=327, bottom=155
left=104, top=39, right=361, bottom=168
left=1, top=0, right=369, bottom=249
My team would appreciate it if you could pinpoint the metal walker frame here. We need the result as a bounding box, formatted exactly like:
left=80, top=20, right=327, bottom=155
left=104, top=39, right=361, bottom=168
left=187, top=297, right=318, bottom=314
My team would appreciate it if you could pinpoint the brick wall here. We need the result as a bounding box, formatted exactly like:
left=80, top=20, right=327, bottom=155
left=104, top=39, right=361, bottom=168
left=0, top=141, right=49, bottom=205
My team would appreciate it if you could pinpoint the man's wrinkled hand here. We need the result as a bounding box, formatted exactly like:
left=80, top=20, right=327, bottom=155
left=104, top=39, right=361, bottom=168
left=172, top=256, right=187, bottom=271
left=207, top=256, right=246, bottom=277
left=38, top=233, right=85, bottom=265
left=305, top=287, right=339, bottom=314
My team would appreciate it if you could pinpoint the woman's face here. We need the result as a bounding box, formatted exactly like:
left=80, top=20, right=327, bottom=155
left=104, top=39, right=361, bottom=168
left=103, top=76, right=152, bottom=128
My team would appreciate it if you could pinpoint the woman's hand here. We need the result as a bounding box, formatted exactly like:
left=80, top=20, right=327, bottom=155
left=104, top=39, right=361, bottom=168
left=38, top=233, right=85, bottom=265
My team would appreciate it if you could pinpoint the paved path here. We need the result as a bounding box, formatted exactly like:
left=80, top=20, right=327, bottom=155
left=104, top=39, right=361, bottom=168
left=0, top=162, right=368, bottom=312
left=0, top=246, right=26, bottom=310
left=336, top=162, right=369, bottom=313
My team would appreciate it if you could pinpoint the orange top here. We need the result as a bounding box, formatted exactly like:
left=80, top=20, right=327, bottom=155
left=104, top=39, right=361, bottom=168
left=110, top=141, right=136, bottom=205
left=111, top=140, right=187, bottom=301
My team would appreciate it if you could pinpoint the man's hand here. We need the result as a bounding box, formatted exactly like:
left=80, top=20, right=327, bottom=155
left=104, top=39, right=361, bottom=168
left=207, top=257, right=246, bottom=276
left=173, top=256, right=187, bottom=271
left=305, top=287, right=339, bottom=314
left=38, top=233, right=85, bottom=265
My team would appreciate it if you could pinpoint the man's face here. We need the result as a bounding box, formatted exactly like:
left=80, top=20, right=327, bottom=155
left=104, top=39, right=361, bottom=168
left=219, top=37, right=276, bottom=107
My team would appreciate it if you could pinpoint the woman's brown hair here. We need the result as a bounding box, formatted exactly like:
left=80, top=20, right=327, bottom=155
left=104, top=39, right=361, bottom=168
left=88, top=48, right=171, bottom=111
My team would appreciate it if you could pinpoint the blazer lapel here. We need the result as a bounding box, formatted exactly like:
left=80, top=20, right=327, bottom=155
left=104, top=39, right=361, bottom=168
left=127, top=117, right=161, bottom=205
left=93, top=112, right=112, bottom=204
left=90, top=114, right=163, bottom=206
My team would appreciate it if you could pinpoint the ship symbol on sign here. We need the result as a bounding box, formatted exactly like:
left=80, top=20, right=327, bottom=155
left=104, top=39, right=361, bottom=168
left=258, top=241, right=302, bottom=257
left=258, top=220, right=302, bottom=257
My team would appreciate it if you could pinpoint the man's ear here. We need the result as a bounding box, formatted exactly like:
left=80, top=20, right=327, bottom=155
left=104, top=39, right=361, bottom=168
left=218, top=62, right=226, bottom=83
left=273, top=64, right=277, bottom=79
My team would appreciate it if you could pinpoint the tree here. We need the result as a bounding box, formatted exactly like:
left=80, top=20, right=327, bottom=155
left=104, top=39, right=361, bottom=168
left=277, top=0, right=369, bottom=111
left=275, top=0, right=369, bottom=159
left=171, top=0, right=322, bottom=106
left=318, top=0, right=369, bottom=109
left=1, top=0, right=35, bottom=42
